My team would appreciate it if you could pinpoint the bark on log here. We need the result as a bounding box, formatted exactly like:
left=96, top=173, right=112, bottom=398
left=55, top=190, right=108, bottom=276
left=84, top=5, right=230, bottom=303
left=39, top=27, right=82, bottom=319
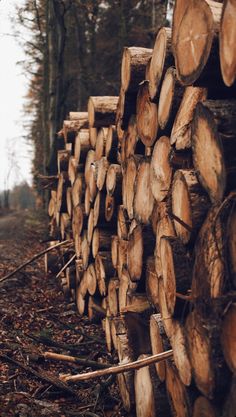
left=57, top=150, right=71, bottom=173
left=123, top=155, right=142, bottom=219
left=121, top=46, right=152, bottom=94
left=219, top=0, right=236, bottom=86
left=88, top=96, right=119, bottom=128
left=150, top=314, right=169, bottom=382
left=192, top=396, right=218, bottom=417
left=150, top=136, right=172, bottom=202
left=105, top=194, right=116, bottom=223
left=93, top=157, right=109, bottom=191
left=123, top=115, right=145, bottom=160
left=86, top=263, right=97, bottom=296
left=87, top=208, right=94, bottom=245
left=108, top=277, right=119, bottom=316
left=118, top=267, right=137, bottom=311
left=149, top=27, right=173, bottom=102
left=136, top=81, right=159, bottom=147
left=170, top=86, right=207, bottom=150
left=117, top=205, right=130, bottom=240
left=81, top=231, right=90, bottom=271
left=171, top=169, right=210, bottom=244
left=117, top=239, right=128, bottom=280
left=192, top=100, right=236, bottom=202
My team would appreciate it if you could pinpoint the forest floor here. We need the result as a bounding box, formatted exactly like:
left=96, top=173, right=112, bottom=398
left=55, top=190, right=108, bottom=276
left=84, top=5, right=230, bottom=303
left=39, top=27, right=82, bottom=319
left=0, top=209, right=129, bottom=417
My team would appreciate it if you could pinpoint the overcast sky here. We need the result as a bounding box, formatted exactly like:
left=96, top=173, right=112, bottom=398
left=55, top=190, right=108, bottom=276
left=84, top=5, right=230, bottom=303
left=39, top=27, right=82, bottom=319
left=0, top=0, right=32, bottom=192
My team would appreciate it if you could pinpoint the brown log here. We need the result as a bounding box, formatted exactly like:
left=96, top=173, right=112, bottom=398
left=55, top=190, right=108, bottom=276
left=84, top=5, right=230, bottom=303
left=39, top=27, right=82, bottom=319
left=63, top=119, right=88, bottom=143
left=134, top=354, right=171, bottom=417
left=87, top=208, right=94, bottom=245
left=105, top=125, right=118, bottom=162
left=48, top=190, right=57, bottom=217
left=88, top=162, right=97, bottom=203
left=171, top=169, right=210, bottom=244
left=81, top=231, right=90, bottom=270
left=72, top=204, right=84, bottom=238
left=121, top=46, right=152, bottom=94
left=71, top=174, right=84, bottom=208
left=150, top=136, right=172, bottom=202
left=170, top=321, right=192, bottom=386
left=192, top=100, right=236, bottom=202
left=171, top=86, right=207, bottom=150
left=165, top=361, right=194, bottom=417
left=86, top=263, right=97, bottom=296
left=94, top=191, right=106, bottom=227
left=158, top=279, right=175, bottom=339
left=133, top=157, right=154, bottom=224
left=95, top=127, right=109, bottom=160
left=117, top=238, right=128, bottom=280
left=108, top=277, right=119, bottom=316
left=95, top=157, right=109, bottom=191
left=148, top=27, right=173, bottom=102
left=172, top=0, right=223, bottom=86
left=123, top=155, right=141, bottom=219
left=95, top=252, right=114, bottom=296
left=123, top=115, right=145, bottom=160
left=118, top=267, right=137, bottom=311
left=117, top=205, right=130, bottom=240
left=88, top=96, right=119, bottom=128
left=74, top=129, right=90, bottom=163
left=111, top=235, right=119, bottom=269
left=159, top=236, right=192, bottom=316
left=158, top=67, right=184, bottom=133
left=57, top=149, right=71, bottom=173
left=88, top=296, right=105, bottom=322
left=191, top=205, right=225, bottom=303
left=185, top=309, right=231, bottom=399
left=227, top=203, right=236, bottom=287
left=106, top=163, right=122, bottom=196
left=68, top=157, right=79, bottom=186
left=220, top=0, right=236, bottom=86
left=60, top=213, right=71, bottom=240
left=84, top=149, right=95, bottom=186
left=89, top=127, right=97, bottom=149
left=123, top=293, right=150, bottom=314
left=154, top=202, right=176, bottom=278
left=65, top=265, right=76, bottom=292
left=136, top=81, right=158, bottom=147
left=105, top=194, right=115, bottom=223
left=192, top=396, right=218, bottom=417
left=74, top=235, right=82, bottom=259
left=116, top=88, right=137, bottom=131
left=66, top=187, right=72, bottom=218
left=145, top=256, right=159, bottom=309
left=221, top=302, right=236, bottom=374
left=150, top=314, right=170, bottom=382
left=92, top=228, right=111, bottom=258
left=84, top=187, right=91, bottom=216
left=56, top=172, right=69, bottom=217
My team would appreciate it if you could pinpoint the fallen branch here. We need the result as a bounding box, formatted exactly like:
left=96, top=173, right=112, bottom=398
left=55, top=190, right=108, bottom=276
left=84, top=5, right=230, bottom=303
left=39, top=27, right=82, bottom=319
left=0, top=240, right=71, bottom=283
left=56, top=254, right=76, bottom=279
left=44, top=351, right=111, bottom=370
left=60, top=349, right=173, bottom=382
left=0, top=353, right=79, bottom=398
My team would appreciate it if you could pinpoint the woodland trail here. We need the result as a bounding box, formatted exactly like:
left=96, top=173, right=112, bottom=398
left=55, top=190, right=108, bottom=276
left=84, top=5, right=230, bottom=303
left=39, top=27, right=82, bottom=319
left=0, top=210, right=127, bottom=417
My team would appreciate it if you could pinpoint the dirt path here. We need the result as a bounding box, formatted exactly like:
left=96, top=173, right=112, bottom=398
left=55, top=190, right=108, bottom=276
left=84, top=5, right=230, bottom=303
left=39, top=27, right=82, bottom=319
left=0, top=210, right=127, bottom=417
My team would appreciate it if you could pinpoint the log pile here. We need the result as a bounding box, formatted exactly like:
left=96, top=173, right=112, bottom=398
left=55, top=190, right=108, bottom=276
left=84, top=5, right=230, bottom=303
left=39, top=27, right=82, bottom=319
left=45, top=1, right=236, bottom=416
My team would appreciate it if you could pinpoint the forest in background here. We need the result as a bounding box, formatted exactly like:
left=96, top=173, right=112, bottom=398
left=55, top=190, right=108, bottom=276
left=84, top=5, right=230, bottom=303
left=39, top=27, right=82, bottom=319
left=15, top=0, right=172, bottom=206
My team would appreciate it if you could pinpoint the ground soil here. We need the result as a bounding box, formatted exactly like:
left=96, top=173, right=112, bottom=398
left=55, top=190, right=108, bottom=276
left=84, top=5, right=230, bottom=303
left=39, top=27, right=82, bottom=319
left=0, top=209, right=131, bottom=417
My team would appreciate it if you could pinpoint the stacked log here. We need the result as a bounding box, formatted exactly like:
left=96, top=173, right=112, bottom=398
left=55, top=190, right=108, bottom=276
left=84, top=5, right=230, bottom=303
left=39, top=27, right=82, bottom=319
left=45, top=3, right=236, bottom=416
